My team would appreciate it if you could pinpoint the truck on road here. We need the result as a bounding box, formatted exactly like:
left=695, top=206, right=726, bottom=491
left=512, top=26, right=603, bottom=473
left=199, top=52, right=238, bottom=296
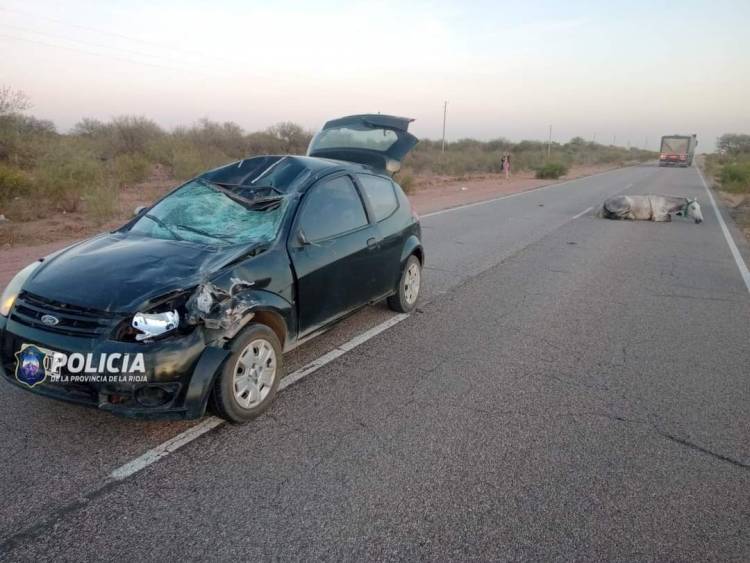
left=659, top=134, right=697, bottom=167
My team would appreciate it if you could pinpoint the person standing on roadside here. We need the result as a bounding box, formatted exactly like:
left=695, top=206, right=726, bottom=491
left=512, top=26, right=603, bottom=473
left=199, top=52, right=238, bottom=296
left=502, top=152, right=511, bottom=179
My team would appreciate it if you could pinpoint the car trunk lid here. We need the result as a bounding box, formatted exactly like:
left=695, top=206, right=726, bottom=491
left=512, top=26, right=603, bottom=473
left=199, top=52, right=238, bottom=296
left=307, top=114, right=418, bottom=174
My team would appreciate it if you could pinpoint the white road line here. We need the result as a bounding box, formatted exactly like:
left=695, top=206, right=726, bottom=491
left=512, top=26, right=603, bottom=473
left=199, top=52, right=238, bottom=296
left=696, top=167, right=750, bottom=293
left=422, top=167, right=622, bottom=219
left=573, top=206, right=593, bottom=219
left=109, top=313, right=410, bottom=481
left=110, top=417, right=223, bottom=480
left=279, top=313, right=408, bottom=390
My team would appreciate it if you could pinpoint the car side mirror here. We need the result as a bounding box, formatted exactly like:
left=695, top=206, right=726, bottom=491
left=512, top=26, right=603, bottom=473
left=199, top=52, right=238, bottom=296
left=133, top=205, right=147, bottom=217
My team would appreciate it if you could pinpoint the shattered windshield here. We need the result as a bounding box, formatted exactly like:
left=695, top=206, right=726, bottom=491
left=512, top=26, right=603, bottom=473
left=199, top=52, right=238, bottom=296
left=129, top=180, right=288, bottom=246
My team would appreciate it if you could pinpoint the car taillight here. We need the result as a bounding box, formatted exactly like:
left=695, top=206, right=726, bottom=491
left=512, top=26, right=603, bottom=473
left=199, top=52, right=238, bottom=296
left=680, top=155, right=686, bottom=160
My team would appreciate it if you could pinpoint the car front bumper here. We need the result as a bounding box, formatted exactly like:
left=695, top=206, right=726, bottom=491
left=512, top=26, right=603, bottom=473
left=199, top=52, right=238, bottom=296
left=0, top=315, right=230, bottom=420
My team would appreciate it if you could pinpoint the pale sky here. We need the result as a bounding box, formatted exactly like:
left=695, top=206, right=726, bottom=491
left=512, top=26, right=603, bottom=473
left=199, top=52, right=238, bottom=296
left=1, top=0, right=749, bottom=150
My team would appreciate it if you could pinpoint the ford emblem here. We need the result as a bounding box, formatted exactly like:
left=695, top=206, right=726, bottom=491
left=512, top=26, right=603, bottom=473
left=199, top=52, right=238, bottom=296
left=41, top=314, right=60, bottom=327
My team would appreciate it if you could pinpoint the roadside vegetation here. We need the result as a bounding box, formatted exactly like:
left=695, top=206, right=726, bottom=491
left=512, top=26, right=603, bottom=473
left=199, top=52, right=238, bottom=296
left=534, top=162, right=569, bottom=179
left=400, top=136, right=653, bottom=187
left=0, top=85, right=655, bottom=245
left=704, top=134, right=750, bottom=193
left=703, top=133, right=750, bottom=239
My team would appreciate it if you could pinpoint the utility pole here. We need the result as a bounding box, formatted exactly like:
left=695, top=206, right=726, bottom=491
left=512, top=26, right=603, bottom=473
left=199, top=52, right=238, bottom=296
left=613, top=134, right=617, bottom=147
left=593, top=132, right=597, bottom=144
left=441, top=101, right=447, bottom=153
left=547, top=125, right=552, bottom=159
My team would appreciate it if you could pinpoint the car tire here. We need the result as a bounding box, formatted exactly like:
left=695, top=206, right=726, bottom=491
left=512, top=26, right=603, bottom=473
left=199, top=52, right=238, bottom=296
left=387, top=254, right=422, bottom=313
left=210, top=323, right=283, bottom=423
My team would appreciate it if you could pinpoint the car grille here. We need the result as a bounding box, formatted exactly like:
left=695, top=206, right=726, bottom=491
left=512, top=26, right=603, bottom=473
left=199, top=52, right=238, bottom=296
left=10, top=291, right=119, bottom=338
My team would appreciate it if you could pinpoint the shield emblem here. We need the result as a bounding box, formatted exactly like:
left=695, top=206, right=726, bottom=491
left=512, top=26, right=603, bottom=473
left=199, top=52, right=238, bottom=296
left=15, top=345, right=48, bottom=387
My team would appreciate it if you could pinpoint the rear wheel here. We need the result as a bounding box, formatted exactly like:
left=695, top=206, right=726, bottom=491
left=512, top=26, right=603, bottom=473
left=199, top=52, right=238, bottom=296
left=210, top=323, right=283, bottom=423
left=387, top=255, right=422, bottom=313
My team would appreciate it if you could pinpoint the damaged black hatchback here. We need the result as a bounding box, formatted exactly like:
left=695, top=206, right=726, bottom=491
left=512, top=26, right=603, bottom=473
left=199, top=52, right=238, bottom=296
left=0, top=115, right=423, bottom=422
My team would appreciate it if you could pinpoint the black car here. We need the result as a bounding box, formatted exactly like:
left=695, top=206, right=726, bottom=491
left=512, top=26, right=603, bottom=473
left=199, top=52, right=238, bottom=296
left=0, top=114, right=423, bottom=422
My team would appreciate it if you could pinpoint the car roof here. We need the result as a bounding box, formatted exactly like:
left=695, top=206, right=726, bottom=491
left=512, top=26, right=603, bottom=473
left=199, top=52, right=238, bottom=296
left=199, top=155, right=389, bottom=194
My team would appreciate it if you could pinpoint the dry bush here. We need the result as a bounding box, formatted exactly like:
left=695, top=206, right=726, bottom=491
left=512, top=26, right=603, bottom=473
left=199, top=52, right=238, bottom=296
left=83, top=181, right=119, bottom=223
left=34, top=142, right=106, bottom=213
left=112, top=153, right=151, bottom=185
left=535, top=162, right=568, bottom=179
left=719, top=161, right=750, bottom=193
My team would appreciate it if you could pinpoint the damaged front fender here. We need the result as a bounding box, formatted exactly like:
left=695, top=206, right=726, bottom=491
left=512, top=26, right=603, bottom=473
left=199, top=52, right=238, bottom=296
left=185, top=278, right=294, bottom=346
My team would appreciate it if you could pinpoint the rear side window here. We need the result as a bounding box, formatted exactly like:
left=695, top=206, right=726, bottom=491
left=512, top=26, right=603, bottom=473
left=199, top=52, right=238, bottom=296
left=299, top=176, right=368, bottom=241
left=357, top=174, right=398, bottom=221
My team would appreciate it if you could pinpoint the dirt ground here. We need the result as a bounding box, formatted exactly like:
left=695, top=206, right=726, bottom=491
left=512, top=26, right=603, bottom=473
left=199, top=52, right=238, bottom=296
left=0, top=164, right=618, bottom=291
left=718, top=191, right=750, bottom=241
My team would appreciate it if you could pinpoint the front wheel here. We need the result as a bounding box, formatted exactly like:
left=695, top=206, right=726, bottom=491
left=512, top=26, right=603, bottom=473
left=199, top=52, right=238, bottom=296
left=387, top=255, right=422, bottom=313
left=210, top=323, right=283, bottom=423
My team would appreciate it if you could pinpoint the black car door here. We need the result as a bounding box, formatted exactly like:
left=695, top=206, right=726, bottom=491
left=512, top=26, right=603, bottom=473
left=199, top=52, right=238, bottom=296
left=354, top=173, right=404, bottom=297
left=288, top=174, right=380, bottom=335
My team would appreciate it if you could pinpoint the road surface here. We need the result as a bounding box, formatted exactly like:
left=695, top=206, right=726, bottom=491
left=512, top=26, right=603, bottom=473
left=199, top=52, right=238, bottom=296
left=1, top=164, right=748, bottom=561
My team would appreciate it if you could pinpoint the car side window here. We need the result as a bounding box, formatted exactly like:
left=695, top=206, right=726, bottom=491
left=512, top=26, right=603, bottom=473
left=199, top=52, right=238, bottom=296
left=299, top=176, right=368, bottom=241
left=357, top=174, right=399, bottom=221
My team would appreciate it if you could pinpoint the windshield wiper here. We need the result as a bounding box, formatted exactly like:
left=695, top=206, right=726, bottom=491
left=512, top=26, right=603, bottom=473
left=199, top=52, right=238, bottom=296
left=173, top=223, right=232, bottom=241
left=143, top=214, right=184, bottom=241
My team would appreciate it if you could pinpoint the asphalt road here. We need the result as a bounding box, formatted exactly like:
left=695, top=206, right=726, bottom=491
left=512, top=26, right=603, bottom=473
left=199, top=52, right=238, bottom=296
left=2, top=164, right=749, bottom=561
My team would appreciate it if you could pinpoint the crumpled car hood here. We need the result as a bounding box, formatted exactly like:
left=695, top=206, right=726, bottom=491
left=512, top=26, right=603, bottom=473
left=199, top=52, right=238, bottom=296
left=24, top=233, right=237, bottom=312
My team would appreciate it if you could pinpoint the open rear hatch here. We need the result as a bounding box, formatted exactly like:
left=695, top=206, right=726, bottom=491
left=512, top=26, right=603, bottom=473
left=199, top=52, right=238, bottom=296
left=307, top=114, right=418, bottom=174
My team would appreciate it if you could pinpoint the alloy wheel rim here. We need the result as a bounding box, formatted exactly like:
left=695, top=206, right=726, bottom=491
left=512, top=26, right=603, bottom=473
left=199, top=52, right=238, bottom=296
left=233, top=338, right=276, bottom=409
left=404, top=263, right=421, bottom=305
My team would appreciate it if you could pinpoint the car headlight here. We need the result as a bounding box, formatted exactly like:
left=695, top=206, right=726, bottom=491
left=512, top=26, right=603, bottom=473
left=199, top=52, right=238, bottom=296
left=131, top=310, right=180, bottom=342
left=113, top=291, right=192, bottom=342
left=1, top=261, right=42, bottom=317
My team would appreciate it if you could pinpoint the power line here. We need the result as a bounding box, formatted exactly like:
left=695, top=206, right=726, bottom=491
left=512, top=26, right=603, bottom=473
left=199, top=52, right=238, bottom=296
left=0, top=33, right=223, bottom=77
left=0, top=22, right=220, bottom=74
left=0, top=6, right=245, bottom=68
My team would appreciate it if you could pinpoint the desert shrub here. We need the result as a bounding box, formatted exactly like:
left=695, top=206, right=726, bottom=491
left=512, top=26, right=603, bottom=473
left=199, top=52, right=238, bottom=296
left=171, top=144, right=205, bottom=180
left=35, top=144, right=106, bottom=212
left=535, top=162, right=568, bottom=179
left=83, top=181, right=119, bottom=222
left=719, top=162, right=750, bottom=193
left=717, top=133, right=750, bottom=156
left=0, top=164, right=31, bottom=205
left=184, top=119, right=246, bottom=159
left=109, top=115, right=164, bottom=156
left=245, top=131, right=285, bottom=156
left=112, top=153, right=151, bottom=185
left=150, top=137, right=230, bottom=180
left=396, top=172, right=416, bottom=194
left=0, top=114, right=57, bottom=167
left=266, top=122, right=313, bottom=154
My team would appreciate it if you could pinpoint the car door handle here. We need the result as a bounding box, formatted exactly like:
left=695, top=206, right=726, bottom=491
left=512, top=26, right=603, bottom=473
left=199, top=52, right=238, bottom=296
left=366, top=237, right=378, bottom=248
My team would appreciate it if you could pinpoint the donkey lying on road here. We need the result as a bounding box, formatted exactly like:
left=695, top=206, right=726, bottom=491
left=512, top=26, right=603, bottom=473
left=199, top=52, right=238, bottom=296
left=597, top=195, right=704, bottom=223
